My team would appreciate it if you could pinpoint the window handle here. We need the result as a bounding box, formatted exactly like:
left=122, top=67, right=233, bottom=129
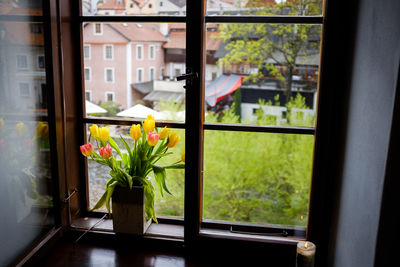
left=176, top=72, right=198, bottom=81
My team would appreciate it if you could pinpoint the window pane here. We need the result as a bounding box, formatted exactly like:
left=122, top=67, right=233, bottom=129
left=206, top=0, right=323, bottom=16
left=84, top=45, right=90, bottom=59
left=83, top=23, right=186, bottom=122
left=203, top=130, right=314, bottom=227
left=86, top=124, right=185, bottom=219
left=205, top=23, right=321, bottom=127
left=82, top=0, right=186, bottom=16
left=105, top=45, right=113, bottom=59
left=0, top=13, right=54, bottom=265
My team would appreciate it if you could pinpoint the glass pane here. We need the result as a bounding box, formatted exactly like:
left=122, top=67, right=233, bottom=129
left=205, top=23, right=321, bottom=127
left=206, top=0, right=323, bottom=16
left=83, top=23, right=186, bottom=123
left=82, top=0, right=186, bottom=16
left=203, top=131, right=314, bottom=227
left=86, top=124, right=185, bottom=219
left=0, top=8, right=54, bottom=267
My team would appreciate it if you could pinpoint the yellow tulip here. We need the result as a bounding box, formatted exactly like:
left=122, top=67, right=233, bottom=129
left=130, top=124, right=141, bottom=140
left=89, top=124, right=99, bottom=137
left=98, top=126, right=110, bottom=142
left=16, top=122, right=26, bottom=137
left=147, top=114, right=155, bottom=121
left=0, top=118, right=4, bottom=132
left=167, top=132, right=180, bottom=148
left=159, top=126, right=170, bottom=140
left=181, top=150, right=185, bottom=162
left=36, top=122, right=49, bottom=138
left=143, top=118, right=155, bottom=134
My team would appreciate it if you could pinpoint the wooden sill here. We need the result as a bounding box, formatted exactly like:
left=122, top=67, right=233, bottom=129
left=71, top=217, right=302, bottom=246
left=71, top=217, right=184, bottom=241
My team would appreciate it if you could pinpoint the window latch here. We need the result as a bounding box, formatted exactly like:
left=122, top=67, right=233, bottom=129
left=176, top=72, right=198, bottom=81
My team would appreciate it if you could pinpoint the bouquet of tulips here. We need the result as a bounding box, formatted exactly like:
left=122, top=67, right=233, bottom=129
left=80, top=115, right=184, bottom=222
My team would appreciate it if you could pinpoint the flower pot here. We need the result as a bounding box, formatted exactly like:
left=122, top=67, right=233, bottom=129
left=111, top=185, right=152, bottom=235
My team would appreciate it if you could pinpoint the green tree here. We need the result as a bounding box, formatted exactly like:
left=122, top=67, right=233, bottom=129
left=217, top=0, right=322, bottom=104
left=99, top=101, right=121, bottom=117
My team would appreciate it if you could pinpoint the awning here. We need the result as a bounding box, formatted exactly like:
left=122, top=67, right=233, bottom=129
left=205, top=74, right=243, bottom=106
left=116, top=104, right=166, bottom=120
left=85, top=100, right=107, bottom=114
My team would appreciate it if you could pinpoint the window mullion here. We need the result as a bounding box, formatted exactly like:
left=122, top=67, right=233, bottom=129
left=184, top=0, right=206, bottom=247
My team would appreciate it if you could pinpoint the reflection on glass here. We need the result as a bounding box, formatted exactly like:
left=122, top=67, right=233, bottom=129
left=86, top=124, right=185, bottom=218
left=203, top=131, right=314, bottom=227
left=205, top=23, right=321, bottom=127
left=83, top=23, right=186, bottom=122
left=82, top=0, right=186, bottom=16
left=206, top=0, right=323, bottom=16
left=0, top=3, right=54, bottom=265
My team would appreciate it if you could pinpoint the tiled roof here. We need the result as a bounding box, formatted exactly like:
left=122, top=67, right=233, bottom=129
left=111, top=23, right=167, bottom=42
left=164, top=24, right=221, bottom=51
left=163, top=31, right=185, bottom=49
left=98, top=0, right=126, bottom=10
left=207, top=31, right=221, bottom=51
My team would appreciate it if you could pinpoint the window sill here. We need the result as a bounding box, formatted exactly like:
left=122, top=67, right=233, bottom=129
left=71, top=217, right=302, bottom=246
left=71, top=217, right=184, bottom=241
left=199, top=229, right=301, bottom=245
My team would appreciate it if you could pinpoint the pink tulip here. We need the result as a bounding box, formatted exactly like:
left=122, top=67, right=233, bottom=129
left=99, top=144, right=113, bottom=159
left=147, top=131, right=160, bottom=146
left=80, top=143, right=94, bottom=157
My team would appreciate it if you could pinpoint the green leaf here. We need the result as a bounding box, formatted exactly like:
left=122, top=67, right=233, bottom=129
left=163, top=163, right=185, bottom=169
left=108, top=137, right=122, bottom=158
left=143, top=179, right=157, bottom=223
left=122, top=153, right=129, bottom=169
left=105, top=181, right=118, bottom=214
left=152, top=165, right=171, bottom=196
left=91, top=190, right=108, bottom=211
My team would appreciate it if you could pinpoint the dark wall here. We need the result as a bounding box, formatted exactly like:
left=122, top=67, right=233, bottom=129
left=329, top=0, right=400, bottom=266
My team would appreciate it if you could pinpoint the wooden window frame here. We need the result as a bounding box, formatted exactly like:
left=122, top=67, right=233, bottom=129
left=74, top=0, right=330, bottom=251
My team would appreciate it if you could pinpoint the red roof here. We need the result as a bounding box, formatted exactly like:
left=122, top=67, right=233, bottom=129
left=163, top=31, right=185, bottom=49
left=4, top=22, right=44, bottom=46
left=164, top=24, right=221, bottom=51
left=98, top=0, right=126, bottom=10
left=111, top=23, right=167, bottom=42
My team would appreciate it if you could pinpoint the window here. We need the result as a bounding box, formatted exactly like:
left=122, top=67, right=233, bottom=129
left=78, top=0, right=325, bottom=243
left=38, top=55, right=45, bottom=69
left=136, top=44, right=143, bottom=60
left=104, top=44, right=113, bottom=60
left=94, top=23, right=103, bottom=35
left=149, top=45, right=155, bottom=60
left=105, top=68, right=114, bottom=82
left=160, top=1, right=163, bottom=7
left=149, top=67, right=155, bottom=80
left=85, top=90, right=92, bottom=101
left=84, top=44, right=91, bottom=59
left=19, top=83, right=30, bottom=96
left=16, top=54, right=28, bottom=70
left=84, top=67, right=91, bottom=81
left=160, top=67, right=165, bottom=79
left=137, top=68, right=143, bottom=83
left=175, top=68, right=181, bottom=77
left=105, top=91, right=115, bottom=102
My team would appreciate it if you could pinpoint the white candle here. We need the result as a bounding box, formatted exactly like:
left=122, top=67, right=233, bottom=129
left=296, top=241, right=316, bottom=267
